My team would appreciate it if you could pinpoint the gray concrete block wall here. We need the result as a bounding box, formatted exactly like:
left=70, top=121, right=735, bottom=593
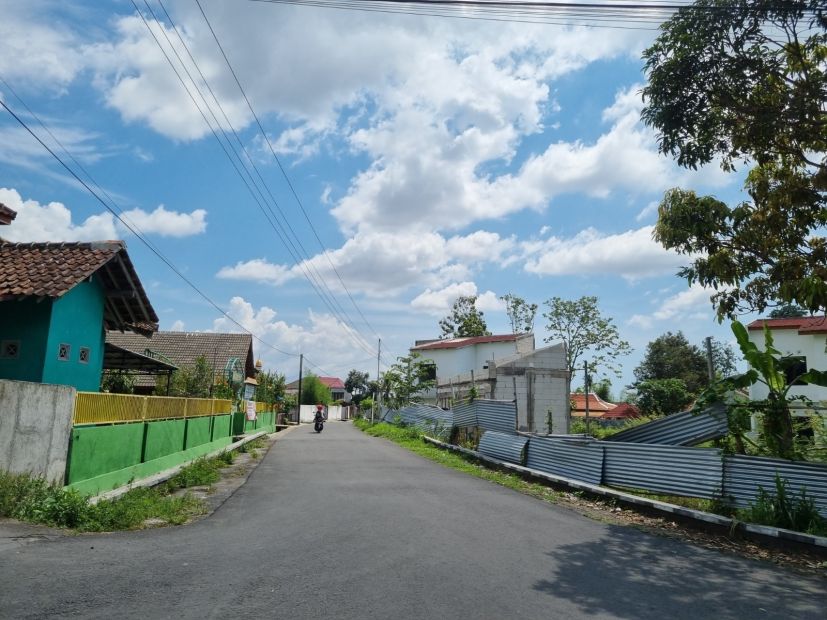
left=0, top=379, right=76, bottom=484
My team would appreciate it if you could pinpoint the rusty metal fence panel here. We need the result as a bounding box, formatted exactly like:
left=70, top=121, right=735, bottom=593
left=723, top=455, right=827, bottom=517
left=526, top=436, right=604, bottom=484
left=479, top=431, right=528, bottom=465
left=605, top=404, right=728, bottom=446
left=600, top=442, right=723, bottom=499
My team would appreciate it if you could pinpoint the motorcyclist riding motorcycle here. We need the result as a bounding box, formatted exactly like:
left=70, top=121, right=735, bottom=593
left=313, top=404, right=325, bottom=433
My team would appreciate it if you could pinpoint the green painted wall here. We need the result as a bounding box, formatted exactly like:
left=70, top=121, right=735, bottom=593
left=66, top=423, right=144, bottom=484
left=66, top=412, right=271, bottom=492
left=0, top=298, right=51, bottom=382
left=144, top=419, right=186, bottom=461
left=42, top=278, right=106, bottom=392
left=185, top=416, right=212, bottom=449
left=211, top=414, right=232, bottom=441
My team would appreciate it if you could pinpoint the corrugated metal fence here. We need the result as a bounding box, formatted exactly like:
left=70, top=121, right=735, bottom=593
left=526, top=436, right=604, bottom=485
left=478, top=431, right=528, bottom=465
left=450, top=399, right=516, bottom=433
left=382, top=404, right=453, bottom=435
left=605, top=404, right=729, bottom=446
left=723, top=455, right=827, bottom=515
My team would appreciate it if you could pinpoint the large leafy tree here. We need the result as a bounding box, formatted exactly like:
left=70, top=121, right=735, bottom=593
left=769, top=304, right=809, bottom=318
left=344, top=369, right=370, bottom=405
left=158, top=355, right=213, bottom=397
left=634, top=379, right=694, bottom=417
left=300, top=374, right=331, bottom=406
left=642, top=0, right=827, bottom=318
left=634, top=331, right=709, bottom=394
left=256, top=370, right=285, bottom=409
left=543, top=296, right=631, bottom=377
left=500, top=293, right=538, bottom=334
left=439, top=295, right=491, bottom=339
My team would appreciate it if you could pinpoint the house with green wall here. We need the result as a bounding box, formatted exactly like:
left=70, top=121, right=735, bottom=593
left=0, top=239, right=159, bottom=392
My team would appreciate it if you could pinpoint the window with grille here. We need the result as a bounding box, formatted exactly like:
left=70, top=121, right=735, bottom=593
left=58, top=343, right=71, bottom=361
left=79, top=347, right=90, bottom=364
left=1, top=340, right=20, bottom=359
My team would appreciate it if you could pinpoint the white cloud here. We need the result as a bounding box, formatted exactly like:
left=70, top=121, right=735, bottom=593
left=211, top=296, right=376, bottom=377
left=628, top=284, right=717, bottom=329
left=636, top=200, right=660, bottom=222
left=170, top=319, right=185, bottom=331
left=0, top=2, right=84, bottom=90
left=120, top=205, right=207, bottom=237
left=410, top=282, right=501, bottom=317
left=523, top=225, right=686, bottom=279
left=0, top=187, right=117, bottom=242
left=216, top=258, right=292, bottom=286
left=0, top=188, right=208, bottom=242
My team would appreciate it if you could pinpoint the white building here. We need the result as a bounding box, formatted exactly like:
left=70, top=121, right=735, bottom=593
left=746, top=317, right=827, bottom=424
left=432, top=342, right=571, bottom=435
left=410, top=334, right=536, bottom=402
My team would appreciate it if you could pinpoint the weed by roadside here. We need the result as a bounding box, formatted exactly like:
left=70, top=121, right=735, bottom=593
left=0, top=448, right=241, bottom=532
left=238, top=437, right=266, bottom=459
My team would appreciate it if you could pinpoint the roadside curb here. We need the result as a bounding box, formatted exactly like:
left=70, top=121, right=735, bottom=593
left=423, top=436, right=827, bottom=552
left=90, top=426, right=299, bottom=505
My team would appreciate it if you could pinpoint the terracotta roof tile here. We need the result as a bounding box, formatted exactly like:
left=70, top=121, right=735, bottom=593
left=747, top=316, right=827, bottom=334
left=106, top=330, right=255, bottom=387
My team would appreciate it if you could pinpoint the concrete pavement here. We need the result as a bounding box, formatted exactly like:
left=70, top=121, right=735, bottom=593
left=1, top=421, right=825, bottom=619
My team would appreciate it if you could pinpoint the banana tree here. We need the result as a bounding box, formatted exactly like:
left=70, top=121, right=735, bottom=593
left=697, top=321, right=827, bottom=460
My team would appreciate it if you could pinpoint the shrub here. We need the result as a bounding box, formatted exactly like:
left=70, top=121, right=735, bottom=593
left=738, top=474, right=827, bottom=536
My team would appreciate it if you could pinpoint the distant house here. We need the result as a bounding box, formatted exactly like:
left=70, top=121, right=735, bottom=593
left=106, top=330, right=255, bottom=395
left=411, top=333, right=535, bottom=402
left=0, top=240, right=158, bottom=391
left=746, top=316, right=827, bottom=422
left=570, top=392, right=617, bottom=419
left=285, top=376, right=346, bottom=401
left=436, top=342, right=571, bottom=434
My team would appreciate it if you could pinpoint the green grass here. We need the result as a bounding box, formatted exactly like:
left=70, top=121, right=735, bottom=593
left=353, top=420, right=563, bottom=504
left=0, top=448, right=241, bottom=532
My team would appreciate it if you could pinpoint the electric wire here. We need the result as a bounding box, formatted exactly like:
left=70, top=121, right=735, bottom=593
left=0, top=91, right=299, bottom=360
left=130, top=0, right=381, bottom=361
left=195, top=0, right=386, bottom=346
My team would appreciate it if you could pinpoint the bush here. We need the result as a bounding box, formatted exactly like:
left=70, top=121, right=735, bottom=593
left=738, top=474, right=827, bottom=536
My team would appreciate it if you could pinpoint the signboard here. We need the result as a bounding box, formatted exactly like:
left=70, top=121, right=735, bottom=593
left=245, top=400, right=257, bottom=421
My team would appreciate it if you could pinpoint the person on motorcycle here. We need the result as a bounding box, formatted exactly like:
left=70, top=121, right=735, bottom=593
left=313, top=404, right=325, bottom=432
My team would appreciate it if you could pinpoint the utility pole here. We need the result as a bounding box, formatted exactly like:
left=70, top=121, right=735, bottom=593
left=374, top=338, right=381, bottom=423
left=705, top=336, right=715, bottom=385
left=584, top=360, right=591, bottom=436
left=296, top=353, right=303, bottom=424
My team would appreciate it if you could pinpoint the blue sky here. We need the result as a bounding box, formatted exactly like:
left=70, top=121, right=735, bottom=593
left=0, top=0, right=752, bottom=393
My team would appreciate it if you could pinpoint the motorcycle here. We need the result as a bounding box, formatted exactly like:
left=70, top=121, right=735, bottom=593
left=313, top=411, right=325, bottom=433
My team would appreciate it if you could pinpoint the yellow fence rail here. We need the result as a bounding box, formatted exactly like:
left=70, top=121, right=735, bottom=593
left=73, top=393, right=233, bottom=425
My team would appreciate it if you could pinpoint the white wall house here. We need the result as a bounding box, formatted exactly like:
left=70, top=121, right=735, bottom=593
left=746, top=317, right=827, bottom=423
left=410, top=333, right=536, bottom=402
left=433, top=342, right=571, bottom=435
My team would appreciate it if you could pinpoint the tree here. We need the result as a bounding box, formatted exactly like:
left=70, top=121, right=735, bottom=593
left=642, top=1, right=827, bottom=318
left=380, top=352, right=436, bottom=409
left=593, top=378, right=613, bottom=402
left=300, top=374, right=331, bottom=406
left=500, top=293, right=538, bottom=334
left=159, top=355, right=213, bottom=397
left=345, top=369, right=370, bottom=405
left=634, top=379, right=693, bottom=417
left=256, top=370, right=285, bottom=409
left=543, top=296, right=631, bottom=376
left=709, top=338, right=738, bottom=379
left=695, top=321, right=827, bottom=459
left=439, top=296, right=491, bottom=339
left=101, top=370, right=135, bottom=394
left=634, top=331, right=709, bottom=394
left=769, top=304, right=809, bottom=318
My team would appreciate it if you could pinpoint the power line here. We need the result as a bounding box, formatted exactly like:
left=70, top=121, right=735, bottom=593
left=129, top=0, right=381, bottom=360
left=195, top=0, right=384, bottom=343
left=0, top=88, right=299, bottom=360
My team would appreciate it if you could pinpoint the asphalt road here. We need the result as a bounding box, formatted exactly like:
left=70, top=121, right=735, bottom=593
left=1, top=422, right=825, bottom=620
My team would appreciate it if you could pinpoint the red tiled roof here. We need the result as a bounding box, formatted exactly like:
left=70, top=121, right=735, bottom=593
left=570, top=392, right=616, bottom=415
left=747, top=316, right=827, bottom=334
left=318, top=376, right=345, bottom=390
left=0, top=240, right=158, bottom=332
left=602, top=403, right=641, bottom=419
left=411, top=334, right=522, bottom=351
